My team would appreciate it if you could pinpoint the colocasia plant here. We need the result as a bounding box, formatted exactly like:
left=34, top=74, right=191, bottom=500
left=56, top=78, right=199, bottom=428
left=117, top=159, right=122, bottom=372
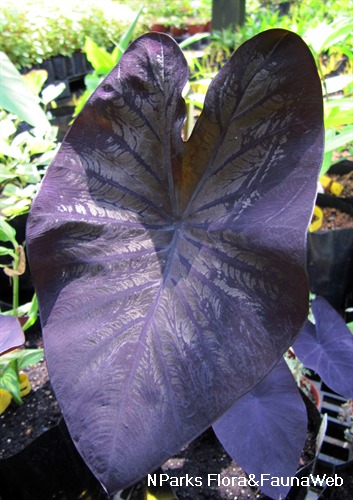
left=26, top=29, right=352, bottom=499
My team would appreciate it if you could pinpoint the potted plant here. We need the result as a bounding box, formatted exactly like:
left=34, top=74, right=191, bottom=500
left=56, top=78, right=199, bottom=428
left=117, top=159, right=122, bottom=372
left=23, top=28, right=353, bottom=500
left=1, top=25, right=352, bottom=499
left=305, top=19, right=353, bottom=314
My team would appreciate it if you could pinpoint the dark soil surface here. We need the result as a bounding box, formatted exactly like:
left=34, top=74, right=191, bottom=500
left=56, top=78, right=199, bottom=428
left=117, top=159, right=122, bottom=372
left=0, top=329, right=61, bottom=460
left=319, top=159, right=353, bottom=230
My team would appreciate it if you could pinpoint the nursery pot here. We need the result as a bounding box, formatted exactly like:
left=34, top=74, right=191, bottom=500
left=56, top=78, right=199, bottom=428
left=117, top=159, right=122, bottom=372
left=170, top=25, right=188, bottom=37
left=19, top=372, right=31, bottom=397
left=0, top=389, right=12, bottom=415
left=307, top=228, right=353, bottom=312
left=0, top=419, right=109, bottom=500
left=72, top=51, right=90, bottom=76
left=51, top=56, right=68, bottom=81
left=188, top=22, right=207, bottom=35
left=150, top=23, right=170, bottom=33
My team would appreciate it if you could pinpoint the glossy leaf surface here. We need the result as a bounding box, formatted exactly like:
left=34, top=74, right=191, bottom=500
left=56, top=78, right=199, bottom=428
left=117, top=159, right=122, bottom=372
left=213, top=359, right=308, bottom=499
left=0, top=315, right=25, bottom=355
left=27, top=30, right=323, bottom=492
left=294, top=296, right=353, bottom=399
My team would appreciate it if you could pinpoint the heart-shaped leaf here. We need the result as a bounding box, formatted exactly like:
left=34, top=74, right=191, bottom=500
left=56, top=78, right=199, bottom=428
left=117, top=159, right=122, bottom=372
left=213, top=359, right=308, bottom=499
left=27, top=30, right=323, bottom=493
left=294, top=296, right=353, bottom=399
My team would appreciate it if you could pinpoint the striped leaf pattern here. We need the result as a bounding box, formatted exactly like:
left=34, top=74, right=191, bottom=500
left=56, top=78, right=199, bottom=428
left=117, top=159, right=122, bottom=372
left=27, top=30, right=323, bottom=493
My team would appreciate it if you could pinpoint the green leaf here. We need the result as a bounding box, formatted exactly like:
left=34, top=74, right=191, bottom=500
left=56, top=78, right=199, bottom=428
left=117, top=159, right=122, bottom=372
left=179, top=32, right=210, bottom=49
left=1, top=200, right=32, bottom=218
left=0, top=139, right=22, bottom=160
left=306, top=19, right=353, bottom=55
left=0, top=52, right=50, bottom=130
left=84, top=38, right=116, bottom=74
left=28, top=138, right=56, bottom=156
left=323, top=74, right=353, bottom=95
left=322, top=23, right=353, bottom=52
left=0, top=166, right=18, bottom=182
left=325, top=126, right=353, bottom=153
left=41, top=82, right=66, bottom=105
left=0, top=246, right=15, bottom=257
left=324, top=100, right=353, bottom=128
left=84, top=73, right=103, bottom=93
left=320, top=151, right=333, bottom=175
left=22, top=70, right=48, bottom=97
left=16, top=348, right=44, bottom=370
left=0, top=365, right=21, bottom=404
left=116, top=5, right=144, bottom=56
left=22, top=295, right=39, bottom=332
left=0, top=117, right=17, bottom=139
left=0, top=218, right=17, bottom=247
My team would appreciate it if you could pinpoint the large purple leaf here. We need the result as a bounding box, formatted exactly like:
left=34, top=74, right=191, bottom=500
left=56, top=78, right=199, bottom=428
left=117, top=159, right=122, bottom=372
left=294, top=296, right=353, bottom=399
left=26, top=30, right=323, bottom=493
left=213, top=359, right=308, bottom=499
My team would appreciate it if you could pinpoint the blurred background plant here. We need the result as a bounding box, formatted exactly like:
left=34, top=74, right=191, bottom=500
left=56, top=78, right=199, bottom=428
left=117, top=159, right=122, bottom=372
left=339, top=399, right=353, bottom=448
left=0, top=0, right=146, bottom=69
left=0, top=48, right=61, bottom=413
left=0, top=53, right=62, bottom=218
left=0, top=217, right=44, bottom=414
left=73, top=6, right=143, bottom=116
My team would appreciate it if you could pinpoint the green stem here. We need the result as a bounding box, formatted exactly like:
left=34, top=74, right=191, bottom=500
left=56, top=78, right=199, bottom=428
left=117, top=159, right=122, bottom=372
left=12, top=249, right=20, bottom=317
left=184, top=101, right=195, bottom=140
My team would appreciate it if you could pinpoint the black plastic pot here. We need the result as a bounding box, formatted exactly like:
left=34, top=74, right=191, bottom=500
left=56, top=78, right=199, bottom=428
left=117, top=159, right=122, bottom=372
left=72, top=52, right=86, bottom=75
left=307, top=228, right=353, bottom=313
left=65, top=55, right=75, bottom=79
left=316, top=193, right=353, bottom=217
left=40, top=59, right=56, bottom=85
left=307, top=159, right=353, bottom=314
left=0, top=419, right=109, bottom=500
left=318, top=460, right=353, bottom=499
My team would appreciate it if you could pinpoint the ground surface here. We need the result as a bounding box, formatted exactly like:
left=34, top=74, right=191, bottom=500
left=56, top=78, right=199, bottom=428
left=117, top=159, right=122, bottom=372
left=320, top=165, right=353, bottom=230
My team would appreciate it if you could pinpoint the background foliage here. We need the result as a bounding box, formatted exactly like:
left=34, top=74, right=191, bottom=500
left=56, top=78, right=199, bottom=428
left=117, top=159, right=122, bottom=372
left=0, top=0, right=146, bottom=69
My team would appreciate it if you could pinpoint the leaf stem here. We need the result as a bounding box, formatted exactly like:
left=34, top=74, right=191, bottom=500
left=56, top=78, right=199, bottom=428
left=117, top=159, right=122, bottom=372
left=12, top=249, right=20, bottom=317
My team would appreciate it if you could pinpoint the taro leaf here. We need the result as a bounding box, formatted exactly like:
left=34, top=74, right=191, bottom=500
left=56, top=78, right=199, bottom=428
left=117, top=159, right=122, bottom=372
left=0, top=52, right=50, bottom=131
left=213, top=359, right=308, bottom=500
left=26, top=30, right=323, bottom=493
left=0, top=315, right=25, bottom=355
left=294, top=296, right=353, bottom=399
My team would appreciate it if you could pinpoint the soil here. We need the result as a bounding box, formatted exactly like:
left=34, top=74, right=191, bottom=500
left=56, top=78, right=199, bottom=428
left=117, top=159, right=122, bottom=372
left=0, top=329, right=61, bottom=460
left=1, top=164, right=352, bottom=499
left=319, top=159, right=353, bottom=230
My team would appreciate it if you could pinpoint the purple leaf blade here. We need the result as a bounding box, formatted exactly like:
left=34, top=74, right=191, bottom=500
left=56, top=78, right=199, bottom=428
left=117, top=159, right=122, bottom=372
left=294, top=296, right=353, bottom=399
left=27, top=30, right=323, bottom=493
left=213, top=359, right=308, bottom=500
left=0, top=315, right=25, bottom=355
